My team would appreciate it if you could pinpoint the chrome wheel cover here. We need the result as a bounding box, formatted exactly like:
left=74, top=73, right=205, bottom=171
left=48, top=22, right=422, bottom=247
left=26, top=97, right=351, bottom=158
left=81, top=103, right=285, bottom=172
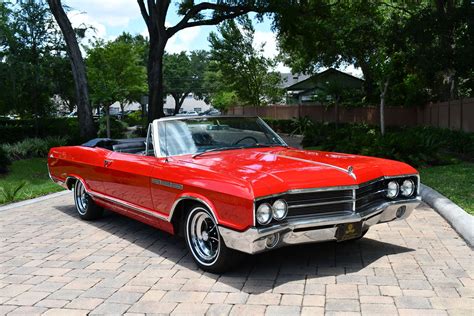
left=74, top=181, right=89, bottom=215
left=186, top=207, right=220, bottom=266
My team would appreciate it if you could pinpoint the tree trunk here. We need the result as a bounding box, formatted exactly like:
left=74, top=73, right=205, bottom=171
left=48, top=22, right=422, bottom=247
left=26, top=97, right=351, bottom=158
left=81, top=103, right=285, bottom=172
left=47, top=0, right=96, bottom=140
left=147, top=39, right=167, bottom=123
left=105, top=105, right=111, bottom=138
left=172, top=94, right=180, bottom=115
left=379, top=80, right=389, bottom=136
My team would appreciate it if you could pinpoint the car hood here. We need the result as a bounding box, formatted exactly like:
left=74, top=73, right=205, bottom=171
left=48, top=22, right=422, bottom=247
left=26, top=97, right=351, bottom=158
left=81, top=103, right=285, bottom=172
left=178, top=147, right=418, bottom=198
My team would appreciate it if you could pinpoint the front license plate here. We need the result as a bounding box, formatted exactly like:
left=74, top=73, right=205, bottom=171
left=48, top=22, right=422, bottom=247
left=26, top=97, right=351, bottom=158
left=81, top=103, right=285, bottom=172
left=335, top=222, right=363, bottom=241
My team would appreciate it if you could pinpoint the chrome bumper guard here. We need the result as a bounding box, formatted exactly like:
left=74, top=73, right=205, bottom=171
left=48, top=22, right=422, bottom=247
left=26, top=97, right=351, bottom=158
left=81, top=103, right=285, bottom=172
left=219, top=197, right=421, bottom=254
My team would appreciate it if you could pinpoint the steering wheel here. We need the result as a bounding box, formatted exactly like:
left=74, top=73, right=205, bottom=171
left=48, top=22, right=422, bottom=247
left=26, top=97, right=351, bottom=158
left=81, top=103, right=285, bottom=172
left=233, top=136, right=258, bottom=145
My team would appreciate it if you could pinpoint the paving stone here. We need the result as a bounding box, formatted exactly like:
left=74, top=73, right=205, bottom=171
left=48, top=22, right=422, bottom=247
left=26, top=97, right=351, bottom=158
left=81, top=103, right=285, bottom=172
left=5, top=291, right=49, bottom=306
left=90, top=302, right=131, bottom=315
left=206, top=304, right=232, bottom=316
left=7, top=306, right=48, bottom=315
left=247, top=293, right=280, bottom=305
left=0, top=193, right=472, bottom=316
left=265, top=305, right=300, bottom=316
left=42, top=308, right=89, bottom=316
left=161, top=290, right=207, bottom=303
left=326, top=284, right=358, bottom=299
left=395, top=296, right=432, bottom=309
left=171, top=303, right=209, bottom=315
left=325, top=299, right=360, bottom=312
left=128, top=301, right=177, bottom=314
left=229, top=304, right=266, bottom=316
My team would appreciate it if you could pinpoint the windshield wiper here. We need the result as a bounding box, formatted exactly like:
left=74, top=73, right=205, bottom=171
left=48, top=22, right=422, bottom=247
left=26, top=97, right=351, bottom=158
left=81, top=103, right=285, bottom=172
left=192, top=146, right=246, bottom=158
left=192, top=143, right=288, bottom=159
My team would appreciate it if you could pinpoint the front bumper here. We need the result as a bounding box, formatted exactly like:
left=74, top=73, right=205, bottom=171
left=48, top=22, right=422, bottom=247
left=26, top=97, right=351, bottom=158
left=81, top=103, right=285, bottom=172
left=219, top=197, right=420, bottom=254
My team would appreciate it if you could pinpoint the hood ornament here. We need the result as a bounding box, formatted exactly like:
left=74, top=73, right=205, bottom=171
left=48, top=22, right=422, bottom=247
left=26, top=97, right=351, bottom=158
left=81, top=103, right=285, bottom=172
left=347, top=166, right=356, bottom=179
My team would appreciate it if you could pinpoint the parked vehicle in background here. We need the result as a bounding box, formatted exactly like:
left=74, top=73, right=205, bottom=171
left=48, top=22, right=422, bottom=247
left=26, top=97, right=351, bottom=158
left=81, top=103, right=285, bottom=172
left=48, top=116, right=420, bottom=272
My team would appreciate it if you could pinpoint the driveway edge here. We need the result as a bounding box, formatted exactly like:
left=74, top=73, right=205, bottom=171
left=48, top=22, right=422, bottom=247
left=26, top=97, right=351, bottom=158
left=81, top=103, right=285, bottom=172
left=0, top=190, right=70, bottom=212
left=420, top=183, right=474, bottom=246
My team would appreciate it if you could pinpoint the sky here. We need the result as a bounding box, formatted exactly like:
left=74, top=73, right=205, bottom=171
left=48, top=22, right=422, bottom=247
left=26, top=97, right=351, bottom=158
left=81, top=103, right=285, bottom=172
left=63, top=0, right=362, bottom=77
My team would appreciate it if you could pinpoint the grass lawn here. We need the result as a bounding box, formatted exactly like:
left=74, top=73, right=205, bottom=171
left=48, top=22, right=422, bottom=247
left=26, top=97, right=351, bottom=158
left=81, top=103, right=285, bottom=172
left=420, top=162, right=474, bottom=215
left=0, top=158, right=64, bottom=205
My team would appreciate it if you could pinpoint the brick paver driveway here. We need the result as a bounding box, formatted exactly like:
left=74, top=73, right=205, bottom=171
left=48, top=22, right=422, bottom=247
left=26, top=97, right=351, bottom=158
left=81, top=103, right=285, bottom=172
left=0, top=193, right=473, bottom=315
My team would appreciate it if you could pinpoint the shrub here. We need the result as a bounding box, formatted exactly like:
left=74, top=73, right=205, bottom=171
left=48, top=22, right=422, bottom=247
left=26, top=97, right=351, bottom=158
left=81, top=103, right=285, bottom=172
left=123, top=111, right=146, bottom=127
left=300, top=120, right=473, bottom=167
left=98, top=116, right=128, bottom=139
left=0, top=147, right=11, bottom=174
left=0, top=118, right=81, bottom=145
left=1, top=136, right=69, bottom=161
left=263, top=118, right=293, bottom=134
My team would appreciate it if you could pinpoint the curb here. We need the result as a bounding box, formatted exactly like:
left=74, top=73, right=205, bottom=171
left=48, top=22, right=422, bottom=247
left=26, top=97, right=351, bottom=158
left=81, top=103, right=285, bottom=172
left=420, top=184, right=474, bottom=247
left=0, top=190, right=71, bottom=212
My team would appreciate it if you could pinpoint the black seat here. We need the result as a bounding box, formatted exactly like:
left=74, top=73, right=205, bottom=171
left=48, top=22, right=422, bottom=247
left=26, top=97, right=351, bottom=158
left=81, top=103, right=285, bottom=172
left=112, top=141, right=146, bottom=154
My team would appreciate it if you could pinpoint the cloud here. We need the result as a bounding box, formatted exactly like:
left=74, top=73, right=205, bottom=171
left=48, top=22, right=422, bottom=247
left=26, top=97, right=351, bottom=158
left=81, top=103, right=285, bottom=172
left=165, top=26, right=202, bottom=53
left=64, top=0, right=141, bottom=28
left=254, top=31, right=290, bottom=73
left=67, top=10, right=107, bottom=44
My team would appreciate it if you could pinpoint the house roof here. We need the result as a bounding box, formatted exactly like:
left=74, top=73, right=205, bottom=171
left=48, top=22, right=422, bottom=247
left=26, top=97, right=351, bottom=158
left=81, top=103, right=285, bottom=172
left=285, top=68, right=364, bottom=91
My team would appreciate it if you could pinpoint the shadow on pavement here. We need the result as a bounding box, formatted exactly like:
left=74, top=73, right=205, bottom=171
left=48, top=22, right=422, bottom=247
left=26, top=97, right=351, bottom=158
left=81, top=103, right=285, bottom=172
left=55, top=204, right=414, bottom=294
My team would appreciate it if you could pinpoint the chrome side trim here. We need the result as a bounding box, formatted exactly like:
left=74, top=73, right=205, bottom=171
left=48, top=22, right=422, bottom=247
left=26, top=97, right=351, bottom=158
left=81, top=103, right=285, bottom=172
left=89, top=191, right=169, bottom=221
left=151, top=178, right=183, bottom=190
left=168, top=196, right=219, bottom=224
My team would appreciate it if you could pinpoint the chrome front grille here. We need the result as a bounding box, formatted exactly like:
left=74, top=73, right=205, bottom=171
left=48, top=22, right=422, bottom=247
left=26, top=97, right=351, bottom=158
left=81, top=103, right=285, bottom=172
left=254, top=175, right=419, bottom=227
left=286, top=190, right=354, bottom=217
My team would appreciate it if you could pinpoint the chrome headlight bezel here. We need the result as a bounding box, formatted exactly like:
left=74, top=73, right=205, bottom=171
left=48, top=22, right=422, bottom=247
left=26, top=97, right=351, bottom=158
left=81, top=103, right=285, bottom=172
left=256, top=203, right=272, bottom=225
left=400, top=179, right=415, bottom=197
left=272, top=199, right=288, bottom=220
left=386, top=180, right=399, bottom=199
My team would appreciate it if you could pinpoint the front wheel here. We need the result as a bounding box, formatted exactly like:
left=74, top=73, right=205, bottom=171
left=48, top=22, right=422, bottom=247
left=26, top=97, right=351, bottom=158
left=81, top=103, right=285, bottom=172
left=73, top=180, right=103, bottom=220
left=184, top=204, right=243, bottom=273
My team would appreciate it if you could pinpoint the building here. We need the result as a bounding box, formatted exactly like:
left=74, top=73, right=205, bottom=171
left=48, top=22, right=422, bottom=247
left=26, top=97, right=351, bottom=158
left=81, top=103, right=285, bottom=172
left=109, top=93, right=211, bottom=115
left=285, top=68, right=364, bottom=104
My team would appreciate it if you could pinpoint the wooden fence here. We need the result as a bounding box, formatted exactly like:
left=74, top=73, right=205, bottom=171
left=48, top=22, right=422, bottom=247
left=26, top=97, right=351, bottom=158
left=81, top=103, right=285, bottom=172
left=227, top=98, right=474, bottom=133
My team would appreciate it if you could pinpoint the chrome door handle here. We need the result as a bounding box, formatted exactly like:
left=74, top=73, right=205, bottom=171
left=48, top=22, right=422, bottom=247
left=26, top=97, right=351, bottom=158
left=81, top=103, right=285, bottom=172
left=104, top=159, right=113, bottom=167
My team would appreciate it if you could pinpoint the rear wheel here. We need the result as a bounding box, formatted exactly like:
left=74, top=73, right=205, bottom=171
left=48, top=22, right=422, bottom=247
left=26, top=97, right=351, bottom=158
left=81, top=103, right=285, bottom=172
left=73, top=180, right=103, bottom=220
left=184, top=204, right=243, bottom=273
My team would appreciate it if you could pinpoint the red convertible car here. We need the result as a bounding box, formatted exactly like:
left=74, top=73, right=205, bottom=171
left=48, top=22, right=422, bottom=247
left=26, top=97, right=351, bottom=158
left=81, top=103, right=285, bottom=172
left=48, top=116, right=420, bottom=272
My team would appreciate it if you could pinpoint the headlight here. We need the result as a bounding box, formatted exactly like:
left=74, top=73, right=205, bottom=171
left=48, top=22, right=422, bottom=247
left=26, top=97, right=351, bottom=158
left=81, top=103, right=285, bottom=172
left=272, top=199, right=288, bottom=220
left=386, top=181, right=399, bottom=198
left=400, top=179, right=414, bottom=196
left=256, top=203, right=272, bottom=225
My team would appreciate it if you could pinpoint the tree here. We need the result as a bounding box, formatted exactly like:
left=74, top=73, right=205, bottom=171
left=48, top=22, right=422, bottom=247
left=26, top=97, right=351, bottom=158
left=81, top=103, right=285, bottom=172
left=208, top=17, right=283, bottom=108
left=47, top=0, right=96, bottom=139
left=87, top=38, right=147, bottom=137
left=163, top=50, right=209, bottom=114
left=137, top=0, right=274, bottom=123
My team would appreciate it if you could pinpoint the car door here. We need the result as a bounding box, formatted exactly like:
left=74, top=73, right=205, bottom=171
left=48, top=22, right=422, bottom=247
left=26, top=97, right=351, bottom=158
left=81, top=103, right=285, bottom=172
left=101, top=151, right=157, bottom=211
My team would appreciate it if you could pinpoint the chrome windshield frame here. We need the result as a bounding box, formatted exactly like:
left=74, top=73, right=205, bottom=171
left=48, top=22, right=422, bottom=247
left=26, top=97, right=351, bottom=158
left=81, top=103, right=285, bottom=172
left=153, top=116, right=288, bottom=158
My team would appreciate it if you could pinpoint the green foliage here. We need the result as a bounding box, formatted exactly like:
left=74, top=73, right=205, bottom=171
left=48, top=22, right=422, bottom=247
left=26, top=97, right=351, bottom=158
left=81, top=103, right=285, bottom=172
left=0, top=158, right=64, bottom=205
left=164, top=50, right=209, bottom=113
left=1, top=136, right=69, bottom=161
left=0, top=0, right=67, bottom=117
left=98, top=117, right=128, bottom=139
left=301, top=120, right=473, bottom=167
left=0, top=181, right=26, bottom=203
left=123, top=111, right=146, bottom=127
left=0, top=118, right=80, bottom=144
left=87, top=36, right=147, bottom=110
left=291, top=116, right=314, bottom=136
left=263, top=118, right=293, bottom=134
left=208, top=17, right=284, bottom=108
left=0, top=147, right=11, bottom=174
left=420, top=163, right=474, bottom=215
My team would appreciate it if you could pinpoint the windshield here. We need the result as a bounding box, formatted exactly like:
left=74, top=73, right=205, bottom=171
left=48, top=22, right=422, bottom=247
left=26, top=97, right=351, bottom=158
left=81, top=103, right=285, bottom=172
left=158, top=117, right=286, bottom=156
